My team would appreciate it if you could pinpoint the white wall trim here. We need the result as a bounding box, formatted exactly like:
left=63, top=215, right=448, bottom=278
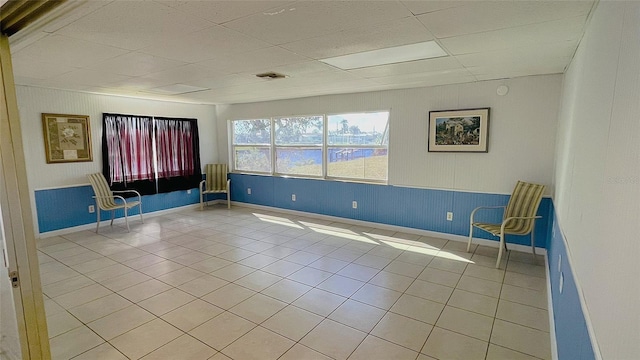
left=38, top=203, right=200, bottom=238
left=553, top=213, right=602, bottom=360
left=230, top=201, right=547, bottom=255
left=545, top=253, right=559, bottom=360
left=34, top=183, right=90, bottom=191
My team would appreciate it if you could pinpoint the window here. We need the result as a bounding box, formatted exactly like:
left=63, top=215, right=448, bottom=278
left=275, top=116, right=323, bottom=177
left=327, top=112, right=389, bottom=182
left=230, top=111, right=389, bottom=182
left=232, top=119, right=271, bottom=173
left=103, top=113, right=201, bottom=195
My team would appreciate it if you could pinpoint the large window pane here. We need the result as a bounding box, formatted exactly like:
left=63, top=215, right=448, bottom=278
left=274, top=116, right=323, bottom=145
left=276, top=148, right=322, bottom=176
left=328, top=112, right=389, bottom=145
left=234, top=146, right=271, bottom=173
left=327, top=148, right=388, bottom=181
left=233, top=119, right=271, bottom=144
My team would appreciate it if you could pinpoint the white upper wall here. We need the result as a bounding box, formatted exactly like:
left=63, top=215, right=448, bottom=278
left=217, top=75, right=561, bottom=195
left=15, top=86, right=218, bottom=191
left=553, top=1, right=640, bottom=359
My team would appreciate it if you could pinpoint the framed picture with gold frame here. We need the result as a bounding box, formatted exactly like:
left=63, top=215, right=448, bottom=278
left=42, top=113, right=92, bottom=163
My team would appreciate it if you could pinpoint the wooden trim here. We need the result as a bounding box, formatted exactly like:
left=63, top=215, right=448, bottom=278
left=0, top=0, right=66, bottom=36
left=0, top=34, right=50, bottom=359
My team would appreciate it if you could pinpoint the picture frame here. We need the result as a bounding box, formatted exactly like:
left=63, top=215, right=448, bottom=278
left=42, top=113, right=93, bottom=163
left=428, top=108, right=490, bottom=152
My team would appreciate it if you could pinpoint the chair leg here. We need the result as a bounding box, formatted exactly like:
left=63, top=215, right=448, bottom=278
left=466, top=224, right=474, bottom=252
left=95, top=207, right=100, bottom=233
left=496, top=233, right=505, bottom=269
left=110, top=210, right=115, bottom=226
left=227, top=191, right=230, bottom=209
left=138, top=203, right=144, bottom=224
left=200, top=191, right=204, bottom=210
left=124, top=207, right=130, bottom=232
left=531, top=230, right=536, bottom=261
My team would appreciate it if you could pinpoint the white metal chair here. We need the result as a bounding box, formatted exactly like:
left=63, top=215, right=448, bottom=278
left=467, top=181, right=545, bottom=268
left=87, top=173, right=143, bottom=232
left=200, top=164, right=230, bottom=209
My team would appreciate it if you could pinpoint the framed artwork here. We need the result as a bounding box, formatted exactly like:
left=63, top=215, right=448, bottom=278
left=42, top=113, right=92, bottom=163
left=428, top=108, right=490, bottom=152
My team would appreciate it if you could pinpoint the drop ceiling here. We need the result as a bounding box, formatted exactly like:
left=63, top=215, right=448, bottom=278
left=8, top=0, right=595, bottom=105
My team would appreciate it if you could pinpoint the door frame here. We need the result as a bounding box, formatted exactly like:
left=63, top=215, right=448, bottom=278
left=0, top=34, right=50, bottom=359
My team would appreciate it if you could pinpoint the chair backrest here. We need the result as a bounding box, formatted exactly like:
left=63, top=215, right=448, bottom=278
left=504, top=181, right=546, bottom=234
left=204, top=164, right=228, bottom=192
left=87, top=173, right=117, bottom=209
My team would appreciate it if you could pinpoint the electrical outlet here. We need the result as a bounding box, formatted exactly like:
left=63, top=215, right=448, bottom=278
left=88, top=205, right=95, bottom=213
left=352, top=201, right=358, bottom=209
left=187, top=189, right=192, bottom=194
left=247, top=188, right=252, bottom=195
left=446, top=212, right=453, bottom=221
left=559, top=272, right=564, bottom=294
left=291, top=194, right=296, bottom=201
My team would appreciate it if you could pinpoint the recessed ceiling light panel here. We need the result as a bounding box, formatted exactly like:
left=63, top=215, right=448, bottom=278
left=320, top=41, right=448, bottom=70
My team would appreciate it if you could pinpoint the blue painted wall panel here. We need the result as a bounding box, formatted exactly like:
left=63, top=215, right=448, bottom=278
left=547, top=206, right=596, bottom=360
left=227, top=174, right=551, bottom=247
left=36, top=185, right=204, bottom=233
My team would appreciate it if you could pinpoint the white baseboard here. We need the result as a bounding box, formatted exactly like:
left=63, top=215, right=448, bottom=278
left=38, top=203, right=201, bottom=238
left=230, top=201, right=546, bottom=255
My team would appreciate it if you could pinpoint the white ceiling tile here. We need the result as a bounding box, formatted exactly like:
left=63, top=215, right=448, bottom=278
left=224, top=1, right=413, bottom=44
left=141, top=64, right=226, bottom=84
left=276, top=69, right=367, bottom=88
left=418, top=0, right=593, bottom=38
left=86, top=52, right=187, bottom=77
left=370, top=68, right=475, bottom=85
left=13, top=35, right=128, bottom=68
left=456, top=41, right=575, bottom=69
left=197, top=46, right=310, bottom=74
left=98, top=76, right=170, bottom=91
left=440, top=16, right=585, bottom=55
left=401, top=0, right=469, bottom=16
left=141, top=25, right=272, bottom=63
left=11, top=55, right=77, bottom=79
left=185, top=74, right=265, bottom=90
left=267, top=61, right=338, bottom=77
left=56, top=1, right=212, bottom=50
left=41, top=69, right=131, bottom=87
left=348, top=57, right=463, bottom=78
left=280, top=17, right=433, bottom=59
left=159, top=0, right=293, bottom=24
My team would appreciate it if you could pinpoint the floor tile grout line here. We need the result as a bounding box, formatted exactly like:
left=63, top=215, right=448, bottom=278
left=41, top=205, right=551, bottom=360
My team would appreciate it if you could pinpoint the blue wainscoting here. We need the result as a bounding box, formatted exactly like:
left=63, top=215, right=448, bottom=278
left=229, top=173, right=551, bottom=247
left=547, top=207, right=596, bottom=360
left=35, top=185, right=225, bottom=233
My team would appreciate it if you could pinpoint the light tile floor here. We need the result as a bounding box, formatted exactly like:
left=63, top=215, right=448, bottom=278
left=39, top=205, right=551, bottom=360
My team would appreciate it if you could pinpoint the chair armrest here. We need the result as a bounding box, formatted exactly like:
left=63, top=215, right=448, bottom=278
left=500, top=216, right=542, bottom=232
left=113, top=189, right=141, bottom=203
left=470, top=206, right=506, bottom=223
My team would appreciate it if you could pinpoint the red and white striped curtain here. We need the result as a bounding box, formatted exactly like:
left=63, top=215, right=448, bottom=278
left=155, top=118, right=196, bottom=179
left=104, top=114, right=154, bottom=184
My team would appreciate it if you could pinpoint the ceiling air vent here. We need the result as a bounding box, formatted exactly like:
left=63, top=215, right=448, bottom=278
left=256, top=72, right=286, bottom=79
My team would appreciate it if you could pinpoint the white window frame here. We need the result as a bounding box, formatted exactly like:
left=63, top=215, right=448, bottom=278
left=229, top=118, right=272, bottom=175
left=229, top=110, right=390, bottom=184
left=273, top=114, right=324, bottom=178
left=325, top=110, right=390, bottom=183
